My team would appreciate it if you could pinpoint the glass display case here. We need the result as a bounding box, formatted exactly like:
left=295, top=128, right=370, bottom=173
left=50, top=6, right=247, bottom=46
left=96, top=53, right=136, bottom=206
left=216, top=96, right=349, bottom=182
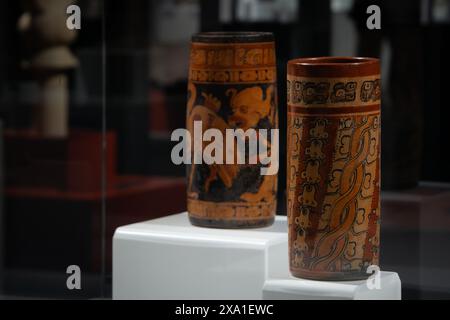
left=0, top=0, right=449, bottom=300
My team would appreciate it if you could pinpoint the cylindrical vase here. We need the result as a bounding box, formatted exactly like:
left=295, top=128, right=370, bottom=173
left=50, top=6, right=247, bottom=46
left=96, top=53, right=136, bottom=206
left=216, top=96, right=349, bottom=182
left=186, top=32, right=278, bottom=228
left=287, top=57, right=381, bottom=280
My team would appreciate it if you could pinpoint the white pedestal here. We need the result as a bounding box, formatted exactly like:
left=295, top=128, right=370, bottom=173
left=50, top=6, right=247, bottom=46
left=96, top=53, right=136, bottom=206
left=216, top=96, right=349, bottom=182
left=263, top=272, right=401, bottom=300
left=113, top=212, right=401, bottom=300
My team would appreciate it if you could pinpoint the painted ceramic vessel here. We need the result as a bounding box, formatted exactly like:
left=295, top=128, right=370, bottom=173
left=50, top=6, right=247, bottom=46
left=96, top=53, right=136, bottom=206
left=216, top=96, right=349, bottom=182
left=187, top=32, right=278, bottom=228
left=287, top=57, right=381, bottom=280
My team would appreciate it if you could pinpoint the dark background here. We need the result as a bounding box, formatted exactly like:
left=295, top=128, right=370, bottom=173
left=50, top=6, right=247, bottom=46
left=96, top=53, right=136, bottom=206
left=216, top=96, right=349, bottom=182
left=0, top=0, right=449, bottom=299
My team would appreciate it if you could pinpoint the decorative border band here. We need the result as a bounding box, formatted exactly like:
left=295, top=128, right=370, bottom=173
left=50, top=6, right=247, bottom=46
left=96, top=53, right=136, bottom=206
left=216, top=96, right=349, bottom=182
left=189, top=67, right=276, bottom=84
left=288, top=104, right=380, bottom=116
left=187, top=199, right=276, bottom=220
left=190, top=42, right=276, bottom=70
left=287, top=75, right=380, bottom=108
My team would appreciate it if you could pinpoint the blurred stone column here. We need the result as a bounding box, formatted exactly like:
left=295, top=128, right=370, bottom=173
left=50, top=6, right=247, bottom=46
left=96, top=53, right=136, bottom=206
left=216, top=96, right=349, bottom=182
left=18, top=0, right=79, bottom=138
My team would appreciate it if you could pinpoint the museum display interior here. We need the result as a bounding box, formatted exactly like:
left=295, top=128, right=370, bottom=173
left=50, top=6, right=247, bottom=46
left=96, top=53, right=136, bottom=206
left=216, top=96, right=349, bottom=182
left=0, top=0, right=450, bottom=300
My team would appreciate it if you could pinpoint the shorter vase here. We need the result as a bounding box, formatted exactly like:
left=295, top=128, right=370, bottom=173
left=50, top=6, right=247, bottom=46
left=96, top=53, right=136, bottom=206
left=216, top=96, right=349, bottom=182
left=186, top=32, right=279, bottom=229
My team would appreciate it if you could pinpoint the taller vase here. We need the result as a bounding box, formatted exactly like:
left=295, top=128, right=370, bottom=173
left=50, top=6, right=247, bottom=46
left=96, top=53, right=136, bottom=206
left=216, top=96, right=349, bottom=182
left=186, top=32, right=278, bottom=228
left=287, top=57, right=381, bottom=280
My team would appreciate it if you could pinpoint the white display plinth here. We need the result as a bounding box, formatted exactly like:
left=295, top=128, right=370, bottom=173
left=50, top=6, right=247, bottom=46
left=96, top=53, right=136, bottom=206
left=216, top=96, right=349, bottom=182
left=263, top=272, right=401, bottom=300
left=113, top=212, right=401, bottom=300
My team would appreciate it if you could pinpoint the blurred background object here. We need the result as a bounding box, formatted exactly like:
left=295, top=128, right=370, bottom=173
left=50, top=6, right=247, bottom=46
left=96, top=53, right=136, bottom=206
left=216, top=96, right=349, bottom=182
left=18, top=0, right=79, bottom=138
left=0, top=0, right=449, bottom=299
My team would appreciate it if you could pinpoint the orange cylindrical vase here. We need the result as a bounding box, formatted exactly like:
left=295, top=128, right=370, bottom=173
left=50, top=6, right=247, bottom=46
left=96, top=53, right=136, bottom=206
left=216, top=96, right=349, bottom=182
left=186, top=32, right=278, bottom=228
left=287, top=57, right=381, bottom=280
